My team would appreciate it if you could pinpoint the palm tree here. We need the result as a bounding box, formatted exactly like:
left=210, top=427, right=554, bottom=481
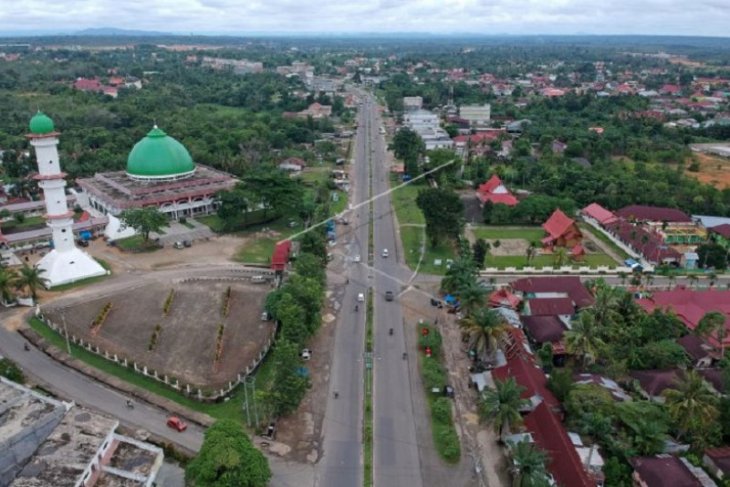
left=441, top=256, right=477, bottom=294
left=591, top=282, right=621, bottom=326
left=14, top=264, right=49, bottom=301
left=696, top=311, right=727, bottom=358
left=626, top=419, right=667, bottom=456
left=479, top=377, right=529, bottom=438
left=663, top=371, right=719, bottom=448
left=458, top=281, right=487, bottom=315
left=552, top=247, right=568, bottom=267
left=459, top=308, right=509, bottom=361
left=525, top=243, right=537, bottom=265
left=564, top=312, right=605, bottom=367
left=509, top=441, right=551, bottom=487
left=0, top=266, right=18, bottom=305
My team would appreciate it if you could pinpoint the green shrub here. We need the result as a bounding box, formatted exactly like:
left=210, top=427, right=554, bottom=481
left=418, top=326, right=443, bottom=356
left=0, top=358, right=24, bottom=383
left=421, top=359, right=446, bottom=390
left=431, top=397, right=452, bottom=424
left=433, top=422, right=461, bottom=463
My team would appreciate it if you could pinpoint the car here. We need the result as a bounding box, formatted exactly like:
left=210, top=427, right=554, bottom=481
left=173, top=241, right=184, bottom=249
left=166, top=416, right=188, bottom=432
left=183, top=240, right=192, bottom=248
left=77, top=239, right=90, bottom=247
left=430, top=298, right=444, bottom=309
left=251, top=275, right=266, bottom=284
left=385, top=291, right=394, bottom=301
left=357, top=293, right=365, bottom=302
left=301, top=348, right=312, bottom=361
left=261, top=311, right=271, bottom=321
left=382, top=248, right=389, bottom=258
left=354, top=255, right=361, bottom=263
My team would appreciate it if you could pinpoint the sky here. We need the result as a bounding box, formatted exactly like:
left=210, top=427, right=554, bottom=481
left=1, top=0, right=729, bottom=37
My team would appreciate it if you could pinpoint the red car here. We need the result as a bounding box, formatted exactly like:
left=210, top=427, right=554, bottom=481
left=166, top=416, right=188, bottom=432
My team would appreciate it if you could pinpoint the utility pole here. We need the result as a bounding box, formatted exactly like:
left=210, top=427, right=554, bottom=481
left=62, top=313, right=71, bottom=355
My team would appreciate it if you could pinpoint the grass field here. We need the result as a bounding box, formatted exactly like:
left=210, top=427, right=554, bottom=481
left=471, top=226, right=544, bottom=243
left=399, top=226, right=456, bottom=275
left=115, top=235, right=161, bottom=252
left=196, top=215, right=225, bottom=232
left=390, top=177, right=426, bottom=225
left=234, top=218, right=301, bottom=264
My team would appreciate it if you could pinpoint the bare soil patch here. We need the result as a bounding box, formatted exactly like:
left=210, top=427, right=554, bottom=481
left=686, top=153, right=730, bottom=189
left=42, top=279, right=271, bottom=390
left=486, top=238, right=529, bottom=256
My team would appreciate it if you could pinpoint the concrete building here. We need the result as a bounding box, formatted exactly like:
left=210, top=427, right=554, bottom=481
left=26, top=112, right=107, bottom=287
left=459, top=104, right=491, bottom=128
left=402, top=109, right=453, bottom=151
left=78, top=126, right=237, bottom=221
left=403, top=96, right=423, bottom=111
left=0, top=377, right=163, bottom=487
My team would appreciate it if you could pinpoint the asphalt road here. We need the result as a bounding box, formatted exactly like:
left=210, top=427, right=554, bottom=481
left=316, top=92, right=369, bottom=487
left=367, top=97, right=424, bottom=487
left=0, top=316, right=205, bottom=451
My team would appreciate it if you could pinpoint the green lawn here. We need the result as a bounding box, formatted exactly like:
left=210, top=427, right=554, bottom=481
left=471, top=226, right=544, bottom=243
left=196, top=215, right=225, bottom=232
left=330, top=190, right=348, bottom=216
left=1, top=215, right=46, bottom=231
left=234, top=217, right=301, bottom=265
left=399, top=225, right=456, bottom=276
left=389, top=177, right=426, bottom=225
left=29, top=317, right=248, bottom=423
left=115, top=235, right=161, bottom=252
left=578, top=223, right=631, bottom=260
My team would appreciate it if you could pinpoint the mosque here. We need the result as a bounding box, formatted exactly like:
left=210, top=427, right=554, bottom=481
left=77, top=125, right=237, bottom=220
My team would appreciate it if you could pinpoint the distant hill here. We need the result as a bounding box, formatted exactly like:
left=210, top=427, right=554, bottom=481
left=74, top=27, right=171, bottom=37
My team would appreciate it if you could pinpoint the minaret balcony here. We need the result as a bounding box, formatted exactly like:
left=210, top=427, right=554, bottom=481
left=34, top=172, right=67, bottom=181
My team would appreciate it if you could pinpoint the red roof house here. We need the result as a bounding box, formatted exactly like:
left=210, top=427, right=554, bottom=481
left=630, top=456, right=702, bottom=487
left=73, top=77, right=103, bottom=92
left=660, top=84, right=682, bottom=96
left=271, top=240, right=292, bottom=271
left=526, top=297, right=575, bottom=316
left=524, top=402, right=596, bottom=487
left=605, top=219, right=681, bottom=265
left=488, top=288, right=521, bottom=309
left=541, top=209, right=583, bottom=249
left=637, top=289, right=730, bottom=349
left=704, top=447, right=730, bottom=479
left=511, top=276, right=594, bottom=309
left=475, top=175, right=518, bottom=206
left=581, top=203, right=617, bottom=226
left=630, top=369, right=683, bottom=398
left=491, top=355, right=559, bottom=411
left=615, top=205, right=692, bottom=223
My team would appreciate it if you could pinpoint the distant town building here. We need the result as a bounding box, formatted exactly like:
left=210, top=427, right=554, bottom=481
left=402, top=109, right=453, bottom=150
left=201, top=56, right=264, bottom=74
left=403, top=96, right=423, bottom=111
left=458, top=104, right=491, bottom=128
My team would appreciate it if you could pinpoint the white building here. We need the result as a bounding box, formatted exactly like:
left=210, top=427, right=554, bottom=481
left=403, top=110, right=454, bottom=151
left=459, top=104, right=491, bottom=128
left=403, top=96, right=423, bottom=111
left=27, top=112, right=107, bottom=288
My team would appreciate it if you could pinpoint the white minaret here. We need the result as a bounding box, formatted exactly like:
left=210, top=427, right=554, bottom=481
left=27, top=112, right=106, bottom=287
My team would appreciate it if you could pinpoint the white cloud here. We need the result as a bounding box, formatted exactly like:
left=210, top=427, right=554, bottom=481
left=0, top=0, right=728, bottom=36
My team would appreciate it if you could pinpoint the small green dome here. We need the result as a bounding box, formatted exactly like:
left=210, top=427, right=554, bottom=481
left=126, top=126, right=195, bottom=179
left=29, top=111, right=55, bottom=134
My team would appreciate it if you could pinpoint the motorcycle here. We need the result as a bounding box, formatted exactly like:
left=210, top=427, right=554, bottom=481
left=389, top=328, right=393, bottom=336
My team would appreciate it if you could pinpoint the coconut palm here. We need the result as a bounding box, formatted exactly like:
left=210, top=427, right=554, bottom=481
left=626, top=419, right=667, bottom=456
left=564, top=312, right=605, bottom=367
left=479, top=377, right=528, bottom=438
left=663, top=371, right=719, bottom=447
left=695, top=311, right=727, bottom=357
left=591, top=282, right=621, bottom=326
left=459, top=307, right=509, bottom=361
left=458, top=280, right=487, bottom=315
left=552, top=247, right=568, bottom=267
left=14, top=264, right=49, bottom=301
left=509, top=441, right=551, bottom=487
left=441, top=256, right=477, bottom=294
left=0, top=266, right=18, bottom=305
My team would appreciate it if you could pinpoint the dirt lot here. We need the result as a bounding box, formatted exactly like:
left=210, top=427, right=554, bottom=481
left=486, top=238, right=529, bottom=256
left=686, top=152, right=730, bottom=189
left=42, top=279, right=271, bottom=390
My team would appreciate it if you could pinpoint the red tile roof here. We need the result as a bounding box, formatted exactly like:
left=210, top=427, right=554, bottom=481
left=73, top=78, right=103, bottom=92
left=271, top=240, right=292, bottom=271
left=630, top=369, right=683, bottom=397
left=677, top=334, right=711, bottom=362
left=710, top=223, right=730, bottom=239
left=476, top=175, right=518, bottom=206
left=521, top=315, right=567, bottom=344
left=488, top=288, right=521, bottom=309
left=527, top=297, right=575, bottom=316
left=453, top=131, right=501, bottom=145
left=491, top=355, right=559, bottom=410
left=636, top=290, right=730, bottom=348
left=629, top=456, right=701, bottom=487
left=605, top=219, right=681, bottom=264
left=699, top=368, right=726, bottom=394
left=511, top=276, right=594, bottom=308
left=705, top=447, right=730, bottom=475
left=615, top=205, right=691, bottom=223
left=524, top=402, right=596, bottom=487
left=581, top=203, right=617, bottom=225
left=542, top=209, right=576, bottom=240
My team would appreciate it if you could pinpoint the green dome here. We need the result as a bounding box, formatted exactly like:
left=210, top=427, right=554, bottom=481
left=126, top=126, right=195, bottom=178
left=29, top=111, right=55, bottom=135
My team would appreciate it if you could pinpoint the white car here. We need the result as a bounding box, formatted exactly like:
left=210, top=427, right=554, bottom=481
left=357, top=293, right=365, bottom=302
left=382, top=248, right=389, bottom=258
left=354, top=255, right=361, bottom=263
left=301, top=349, right=312, bottom=361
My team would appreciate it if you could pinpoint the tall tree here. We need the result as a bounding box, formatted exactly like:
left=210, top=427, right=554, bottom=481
left=268, top=339, right=310, bottom=417
left=392, top=128, right=425, bottom=176
left=416, top=188, right=464, bottom=247
left=120, top=207, right=168, bottom=242
left=663, top=371, right=720, bottom=450
left=186, top=420, right=271, bottom=487
left=509, top=441, right=551, bottom=487
left=14, top=265, right=48, bottom=300
left=459, top=308, right=509, bottom=361
left=441, top=255, right=478, bottom=294
left=696, top=311, right=727, bottom=357
left=479, top=377, right=528, bottom=438
left=0, top=267, right=18, bottom=304
left=564, top=312, right=605, bottom=367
